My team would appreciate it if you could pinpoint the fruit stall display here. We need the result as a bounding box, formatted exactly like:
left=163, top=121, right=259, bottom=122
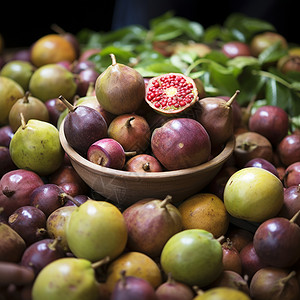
left=1, top=11, right=300, bottom=300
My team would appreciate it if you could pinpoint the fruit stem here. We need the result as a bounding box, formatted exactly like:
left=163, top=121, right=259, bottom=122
left=20, top=112, right=27, bottom=130
left=290, top=210, right=300, bottom=223
left=279, top=270, right=296, bottom=285
left=59, top=193, right=82, bottom=207
left=226, top=90, right=240, bottom=107
left=23, top=91, right=30, bottom=104
left=2, top=186, right=15, bottom=198
left=217, top=235, right=225, bottom=244
left=160, top=195, right=172, bottom=209
left=48, top=237, right=61, bottom=251
left=110, top=53, right=117, bottom=66
left=125, top=151, right=137, bottom=157
left=166, top=272, right=175, bottom=284
left=125, top=117, right=135, bottom=128
left=120, top=270, right=127, bottom=288
left=51, top=23, right=66, bottom=35
left=91, top=256, right=110, bottom=269
left=58, top=95, right=75, bottom=112
left=142, top=162, right=150, bottom=171
left=193, top=286, right=204, bottom=296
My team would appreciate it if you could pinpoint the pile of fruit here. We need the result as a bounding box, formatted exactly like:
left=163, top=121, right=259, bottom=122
left=1, top=12, right=300, bottom=300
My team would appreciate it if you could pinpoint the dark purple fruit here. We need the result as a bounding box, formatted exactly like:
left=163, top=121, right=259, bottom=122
left=244, top=158, right=279, bottom=177
left=0, top=146, right=17, bottom=178
left=253, top=212, right=300, bottom=268
left=59, top=95, right=108, bottom=156
left=76, top=68, right=99, bottom=97
left=21, top=238, right=65, bottom=275
left=284, top=162, right=300, bottom=188
left=8, top=206, right=47, bottom=246
left=0, top=125, right=14, bottom=147
left=30, top=184, right=66, bottom=217
left=45, top=98, right=67, bottom=126
left=277, top=133, right=300, bottom=167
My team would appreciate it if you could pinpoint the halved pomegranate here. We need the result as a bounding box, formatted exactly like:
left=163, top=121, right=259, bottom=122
left=145, top=73, right=199, bottom=115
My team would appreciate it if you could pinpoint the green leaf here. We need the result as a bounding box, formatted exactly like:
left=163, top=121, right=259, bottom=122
left=258, top=41, right=288, bottom=65
left=227, top=56, right=260, bottom=77
left=134, top=62, right=182, bottom=77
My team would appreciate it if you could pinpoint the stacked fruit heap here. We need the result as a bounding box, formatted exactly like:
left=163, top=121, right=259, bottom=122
left=1, top=13, right=300, bottom=300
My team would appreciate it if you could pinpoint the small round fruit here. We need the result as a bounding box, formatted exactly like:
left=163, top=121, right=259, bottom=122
left=66, top=199, right=128, bottom=262
left=29, top=64, right=77, bottom=102
left=160, top=229, right=223, bottom=288
left=224, top=167, right=284, bottom=222
left=178, top=193, right=229, bottom=238
left=31, top=34, right=76, bottom=67
left=222, top=41, right=251, bottom=58
left=194, top=287, right=251, bottom=300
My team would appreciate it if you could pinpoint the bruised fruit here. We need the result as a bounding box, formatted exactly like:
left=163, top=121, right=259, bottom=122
left=224, top=167, right=284, bottom=222
left=9, top=116, right=64, bottom=176
left=145, top=73, right=198, bottom=116
left=151, top=118, right=211, bottom=170
left=95, top=54, right=145, bottom=115
left=160, top=229, right=223, bottom=287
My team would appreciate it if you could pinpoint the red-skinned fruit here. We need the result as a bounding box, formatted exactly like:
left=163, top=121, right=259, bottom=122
left=222, top=41, right=252, bottom=58
left=253, top=211, right=300, bottom=268
left=244, top=158, right=279, bottom=177
left=87, top=138, right=133, bottom=170
left=221, top=238, right=242, bottom=275
left=155, top=273, right=194, bottom=300
left=0, top=125, right=14, bottom=147
left=233, top=131, right=273, bottom=168
left=108, top=114, right=151, bottom=154
left=122, top=195, right=183, bottom=258
left=239, top=242, right=268, bottom=280
left=95, top=54, right=145, bottom=115
left=277, top=133, right=300, bottom=167
left=249, top=267, right=300, bottom=300
left=278, top=185, right=300, bottom=226
left=284, top=162, right=300, bottom=187
left=111, top=270, right=158, bottom=300
left=145, top=73, right=198, bottom=116
left=248, top=105, right=289, bottom=146
left=124, top=154, right=163, bottom=173
left=151, top=118, right=211, bottom=171
left=226, top=227, right=254, bottom=252
left=0, top=169, right=44, bottom=217
left=0, top=146, right=17, bottom=178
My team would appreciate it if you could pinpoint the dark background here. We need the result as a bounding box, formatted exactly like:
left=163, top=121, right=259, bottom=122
left=0, top=0, right=298, bottom=49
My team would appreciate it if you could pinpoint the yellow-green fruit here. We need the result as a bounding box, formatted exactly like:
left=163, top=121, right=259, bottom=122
left=0, top=76, right=24, bottom=125
left=0, top=60, right=35, bottom=91
left=160, top=229, right=223, bottom=287
left=194, top=287, right=251, bottom=300
left=29, top=64, right=77, bottom=102
left=224, top=167, right=284, bottom=222
left=9, top=119, right=64, bottom=176
left=32, top=257, right=99, bottom=300
left=66, top=200, right=128, bottom=262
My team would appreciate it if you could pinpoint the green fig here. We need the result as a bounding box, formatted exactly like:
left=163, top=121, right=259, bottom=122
left=0, top=60, right=35, bottom=91
left=32, top=257, right=100, bottom=300
left=95, top=53, right=145, bottom=115
left=66, top=199, right=128, bottom=262
left=29, top=64, right=77, bottom=102
left=8, top=91, right=49, bottom=132
left=9, top=114, right=64, bottom=176
left=0, top=76, right=24, bottom=125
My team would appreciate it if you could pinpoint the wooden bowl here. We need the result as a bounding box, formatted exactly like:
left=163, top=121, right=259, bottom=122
left=59, top=120, right=235, bottom=208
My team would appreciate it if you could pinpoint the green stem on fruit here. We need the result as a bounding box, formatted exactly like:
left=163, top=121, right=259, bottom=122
left=110, top=53, right=117, bottom=66
left=91, top=256, right=110, bottom=269
left=20, top=112, right=27, bottom=130
left=166, top=272, right=175, bottom=284
left=86, top=82, right=94, bottom=97
left=48, top=237, right=62, bottom=251
left=160, top=195, right=172, bottom=209
left=59, top=192, right=82, bottom=207
left=226, top=90, right=240, bottom=107
left=58, top=95, right=75, bottom=112
left=279, top=270, right=296, bottom=285
left=290, top=210, right=300, bottom=224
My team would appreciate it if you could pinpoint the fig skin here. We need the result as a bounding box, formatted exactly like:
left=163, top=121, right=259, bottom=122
left=151, top=118, right=211, bottom=171
left=250, top=267, right=300, bottom=300
left=108, top=114, right=151, bottom=154
left=253, top=214, right=300, bottom=268
left=95, top=54, right=145, bottom=115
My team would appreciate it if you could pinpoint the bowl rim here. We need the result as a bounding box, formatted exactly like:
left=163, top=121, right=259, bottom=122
left=59, top=119, right=235, bottom=179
